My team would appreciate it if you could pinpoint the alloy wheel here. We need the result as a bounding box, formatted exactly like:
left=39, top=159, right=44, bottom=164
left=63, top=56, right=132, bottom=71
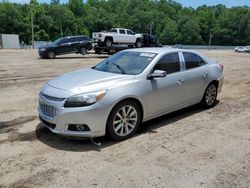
left=205, top=84, right=217, bottom=106
left=113, top=105, right=138, bottom=137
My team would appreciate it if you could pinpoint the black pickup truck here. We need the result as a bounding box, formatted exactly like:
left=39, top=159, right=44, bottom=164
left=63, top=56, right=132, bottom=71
left=38, top=36, right=92, bottom=59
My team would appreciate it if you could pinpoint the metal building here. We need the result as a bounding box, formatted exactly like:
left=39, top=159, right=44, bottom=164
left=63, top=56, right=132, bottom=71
left=0, top=34, right=20, bottom=49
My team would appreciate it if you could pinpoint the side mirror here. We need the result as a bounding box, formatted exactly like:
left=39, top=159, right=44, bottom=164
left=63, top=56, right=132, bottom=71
left=147, top=70, right=167, bottom=79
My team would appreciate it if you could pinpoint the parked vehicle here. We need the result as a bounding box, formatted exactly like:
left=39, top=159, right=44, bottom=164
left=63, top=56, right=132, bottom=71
left=246, top=46, right=250, bottom=53
left=92, top=28, right=143, bottom=48
left=38, top=36, right=92, bottom=59
left=38, top=48, right=224, bottom=141
left=234, top=46, right=248, bottom=53
left=94, top=34, right=161, bottom=55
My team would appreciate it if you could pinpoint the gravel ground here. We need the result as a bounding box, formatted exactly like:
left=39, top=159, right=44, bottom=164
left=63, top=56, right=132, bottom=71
left=0, top=49, right=250, bottom=188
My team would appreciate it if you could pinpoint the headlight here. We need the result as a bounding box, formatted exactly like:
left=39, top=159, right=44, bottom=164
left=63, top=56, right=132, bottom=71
left=64, top=90, right=107, bottom=108
left=40, top=48, right=46, bottom=51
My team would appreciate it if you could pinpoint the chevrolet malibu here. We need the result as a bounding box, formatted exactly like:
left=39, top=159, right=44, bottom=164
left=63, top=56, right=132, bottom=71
left=38, top=48, right=224, bottom=141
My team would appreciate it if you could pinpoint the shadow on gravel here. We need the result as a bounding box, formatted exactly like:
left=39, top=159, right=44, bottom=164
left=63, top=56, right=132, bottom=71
left=35, top=101, right=219, bottom=152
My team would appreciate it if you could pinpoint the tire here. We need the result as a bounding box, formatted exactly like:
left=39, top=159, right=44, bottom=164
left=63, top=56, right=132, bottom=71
left=79, top=47, right=87, bottom=55
left=107, top=100, right=142, bottom=141
left=201, top=83, right=218, bottom=108
left=105, top=38, right=113, bottom=47
left=135, top=39, right=142, bottom=48
left=47, top=51, right=56, bottom=59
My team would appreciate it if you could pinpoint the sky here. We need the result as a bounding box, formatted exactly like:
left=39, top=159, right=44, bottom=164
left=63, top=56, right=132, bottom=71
left=1, top=0, right=250, bottom=8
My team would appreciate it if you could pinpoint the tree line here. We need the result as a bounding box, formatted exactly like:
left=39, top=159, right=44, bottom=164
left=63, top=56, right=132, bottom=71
left=0, top=0, right=249, bottom=45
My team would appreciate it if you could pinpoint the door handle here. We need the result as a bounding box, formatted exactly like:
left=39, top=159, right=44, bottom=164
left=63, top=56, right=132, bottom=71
left=202, top=73, right=208, bottom=78
left=176, top=79, right=184, bottom=85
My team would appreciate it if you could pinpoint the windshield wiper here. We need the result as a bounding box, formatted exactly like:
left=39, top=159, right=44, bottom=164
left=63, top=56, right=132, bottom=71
left=104, top=59, right=126, bottom=74
left=112, top=63, right=126, bottom=74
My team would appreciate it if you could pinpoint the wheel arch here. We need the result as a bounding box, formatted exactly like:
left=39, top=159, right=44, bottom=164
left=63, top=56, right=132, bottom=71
left=105, top=36, right=113, bottom=42
left=208, top=80, right=219, bottom=89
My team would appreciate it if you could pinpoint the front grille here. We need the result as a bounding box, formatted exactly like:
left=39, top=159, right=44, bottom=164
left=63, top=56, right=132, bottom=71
left=40, top=93, right=65, bottom=102
left=40, top=116, right=56, bottom=129
left=39, top=101, right=57, bottom=118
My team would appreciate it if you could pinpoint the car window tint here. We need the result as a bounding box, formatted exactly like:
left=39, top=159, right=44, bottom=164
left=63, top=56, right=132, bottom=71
left=110, top=29, right=117, bottom=33
left=59, top=38, right=68, bottom=44
left=154, top=53, right=180, bottom=74
left=127, top=30, right=134, bottom=35
left=80, top=37, right=88, bottom=41
left=119, top=29, right=126, bottom=34
left=183, top=52, right=206, bottom=69
left=68, top=38, right=78, bottom=42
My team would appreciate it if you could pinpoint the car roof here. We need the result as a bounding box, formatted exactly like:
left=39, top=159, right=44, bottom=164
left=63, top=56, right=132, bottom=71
left=113, top=28, right=128, bottom=30
left=63, top=35, right=88, bottom=39
left=124, top=47, right=198, bottom=54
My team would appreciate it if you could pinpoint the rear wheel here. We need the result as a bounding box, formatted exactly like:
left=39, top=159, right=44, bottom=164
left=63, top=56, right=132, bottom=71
left=79, top=47, right=87, bottom=55
left=202, top=83, right=218, bottom=108
left=107, top=100, right=141, bottom=141
left=105, top=38, right=113, bottom=47
left=47, top=51, right=56, bottom=59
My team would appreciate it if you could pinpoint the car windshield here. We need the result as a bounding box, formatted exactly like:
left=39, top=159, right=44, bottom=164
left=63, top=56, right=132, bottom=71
left=51, top=38, right=63, bottom=44
left=93, top=51, right=157, bottom=75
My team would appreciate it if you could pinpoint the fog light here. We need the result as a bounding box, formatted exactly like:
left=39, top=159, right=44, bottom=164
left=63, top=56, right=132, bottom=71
left=68, top=124, right=90, bottom=131
left=76, top=124, right=85, bottom=131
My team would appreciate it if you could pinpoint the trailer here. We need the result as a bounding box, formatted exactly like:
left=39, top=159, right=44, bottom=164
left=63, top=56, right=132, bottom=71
left=93, top=34, right=162, bottom=54
left=0, top=34, right=20, bottom=49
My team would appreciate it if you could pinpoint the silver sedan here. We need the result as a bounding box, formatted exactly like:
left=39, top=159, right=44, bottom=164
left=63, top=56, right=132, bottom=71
left=38, top=48, right=224, bottom=141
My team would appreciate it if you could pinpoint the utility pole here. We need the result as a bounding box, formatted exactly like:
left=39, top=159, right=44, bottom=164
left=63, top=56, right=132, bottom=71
left=30, top=1, right=34, bottom=49
left=208, top=29, right=212, bottom=49
left=149, top=22, right=154, bottom=36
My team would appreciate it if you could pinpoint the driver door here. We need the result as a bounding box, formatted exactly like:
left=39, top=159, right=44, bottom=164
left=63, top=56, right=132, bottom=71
left=142, top=52, right=186, bottom=118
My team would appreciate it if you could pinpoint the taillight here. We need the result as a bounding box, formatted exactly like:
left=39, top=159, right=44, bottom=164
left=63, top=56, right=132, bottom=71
left=220, top=64, right=224, bottom=71
left=99, top=33, right=102, bottom=38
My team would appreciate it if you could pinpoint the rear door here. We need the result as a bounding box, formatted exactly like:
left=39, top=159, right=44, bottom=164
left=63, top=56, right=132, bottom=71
left=118, top=29, right=127, bottom=43
left=126, top=29, right=136, bottom=43
left=180, top=52, right=210, bottom=103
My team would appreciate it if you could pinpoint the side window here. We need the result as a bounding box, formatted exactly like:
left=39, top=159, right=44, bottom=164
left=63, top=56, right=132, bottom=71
left=110, top=29, right=117, bottom=33
left=80, top=37, right=89, bottom=41
left=119, top=29, right=126, bottom=34
left=183, top=52, right=206, bottom=69
left=154, top=53, right=180, bottom=74
left=59, top=38, right=68, bottom=44
left=68, top=38, right=78, bottom=42
left=127, top=30, right=134, bottom=35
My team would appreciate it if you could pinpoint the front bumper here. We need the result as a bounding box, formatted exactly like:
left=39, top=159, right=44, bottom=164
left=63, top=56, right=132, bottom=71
left=38, top=95, right=111, bottom=138
left=38, top=50, right=48, bottom=57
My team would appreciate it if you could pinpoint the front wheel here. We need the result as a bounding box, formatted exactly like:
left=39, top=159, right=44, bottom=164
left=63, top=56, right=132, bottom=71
left=107, top=101, right=141, bottom=141
left=47, top=51, right=56, bottom=59
left=105, top=38, right=113, bottom=47
left=202, top=83, right=218, bottom=108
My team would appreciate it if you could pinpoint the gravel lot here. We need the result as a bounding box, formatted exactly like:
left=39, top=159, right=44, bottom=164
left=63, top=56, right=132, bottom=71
left=0, top=49, right=250, bottom=188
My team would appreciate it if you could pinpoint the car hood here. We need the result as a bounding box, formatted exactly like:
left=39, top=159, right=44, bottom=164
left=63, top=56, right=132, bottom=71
left=47, top=68, right=135, bottom=94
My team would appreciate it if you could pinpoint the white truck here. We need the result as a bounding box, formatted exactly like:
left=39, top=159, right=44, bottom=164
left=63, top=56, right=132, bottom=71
left=92, top=28, right=143, bottom=48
